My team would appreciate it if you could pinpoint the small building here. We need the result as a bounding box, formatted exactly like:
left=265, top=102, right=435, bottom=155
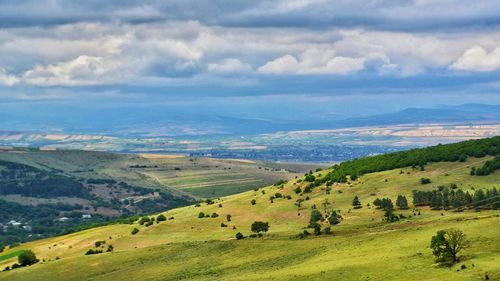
left=82, top=214, right=92, bottom=219
left=58, top=217, right=70, bottom=222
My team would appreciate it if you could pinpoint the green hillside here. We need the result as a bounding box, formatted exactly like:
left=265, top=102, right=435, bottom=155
left=0, top=139, right=499, bottom=280
left=0, top=150, right=311, bottom=246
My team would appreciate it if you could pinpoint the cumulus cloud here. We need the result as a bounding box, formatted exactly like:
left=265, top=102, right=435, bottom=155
left=208, top=59, right=252, bottom=73
left=0, top=68, right=19, bottom=86
left=258, top=48, right=388, bottom=75
left=451, top=46, right=500, bottom=71
left=22, top=55, right=122, bottom=86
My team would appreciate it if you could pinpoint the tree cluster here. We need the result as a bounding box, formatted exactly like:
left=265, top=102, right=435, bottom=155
left=413, top=187, right=499, bottom=210
left=470, top=157, right=500, bottom=176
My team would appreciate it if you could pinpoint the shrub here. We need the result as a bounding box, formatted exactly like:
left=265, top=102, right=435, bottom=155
left=106, top=245, right=114, bottom=252
left=198, top=212, right=206, bottom=218
left=294, top=187, right=302, bottom=194
left=420, top=178, right=432, bottom=185
left=352, top=196, right=362, bottom=209
left=226, top=214, right=232, bottom=222
left=211, top=212, right=219, bottom=218
left=235, top=232, right=244, bottom=240
left=85, top=249, right=103, bottom=255
left=251, top=199, right=256, bottom=205
left=251, top=221, right=269, bottom=234
left=157, top=214, right=167, bottom=222
left=131, top=228, right=139, bottom=235
left=94, top=240, right=106, bottom=247
left=18, top=250, right=38, bottom=266
left=323, top=226, right=332, bottom=234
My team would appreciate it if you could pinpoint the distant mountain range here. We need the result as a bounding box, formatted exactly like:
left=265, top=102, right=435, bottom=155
left=1, top=103, right=500, bottom=137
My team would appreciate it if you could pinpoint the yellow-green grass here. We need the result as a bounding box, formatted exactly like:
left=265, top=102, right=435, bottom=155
left=0, top=150, right=315, bottom=200
left=1, top=157, right=499, bottom=280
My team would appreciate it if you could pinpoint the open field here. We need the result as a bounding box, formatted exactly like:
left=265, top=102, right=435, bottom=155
left=0, top=156, right=498, bottom=280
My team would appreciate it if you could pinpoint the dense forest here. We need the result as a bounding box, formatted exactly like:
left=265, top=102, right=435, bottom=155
left=0, top=160, right=86, bottom=197
left=325, top=136, right=500, bottom=183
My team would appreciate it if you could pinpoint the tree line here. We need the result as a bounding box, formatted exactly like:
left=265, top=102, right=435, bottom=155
left=324, top=136, right=500, bottom=183
left=413, top=187, right=499, bottom=210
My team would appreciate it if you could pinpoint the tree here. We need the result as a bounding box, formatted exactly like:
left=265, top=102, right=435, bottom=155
left=430, top=229, right=470, bottom=264
left=327, top=211, right=341, bottom=225
left=446, top=229, right=470, bottom=263
left=18, top=250, right=38, bottom=266
left=157, top=214, right=167, bottom=222
left=294, top=186, right=302, bottom=194
left=251, top=199, right=256, bottom=205
left=235, top=232, right=244, bottom=240
left=352, top=196, right=362, bottom=209
left=396, top=195, right=409, bottom=209
left=251, top=221, right=269, bottom=234
left=309, top=210, right=323, bottom=227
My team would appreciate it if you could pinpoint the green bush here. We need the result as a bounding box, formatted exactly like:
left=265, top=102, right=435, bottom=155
left=18, top=250, right=38, bottom=266
left=131, top=228, right=139, bottom=235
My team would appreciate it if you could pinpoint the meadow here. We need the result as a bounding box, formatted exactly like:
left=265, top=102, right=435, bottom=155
left=0, top=156, right=498, bottom=280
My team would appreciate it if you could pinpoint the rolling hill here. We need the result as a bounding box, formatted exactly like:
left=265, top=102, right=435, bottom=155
left=0, top=137, right=499, bottom=280
left=0, top=149, right=312, bottom=247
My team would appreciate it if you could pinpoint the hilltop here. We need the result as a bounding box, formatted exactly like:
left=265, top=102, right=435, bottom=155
left=0, top=138, right=499, bottom=280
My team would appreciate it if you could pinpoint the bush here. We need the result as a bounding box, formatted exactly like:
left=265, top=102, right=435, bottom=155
left=106, top=245, right=114, bottom=252
left=94, top=240, right=106, bottom=247
left=157, top=214, right=167, bottom=222
left=18, top=250, right=38, bottom=266
left=420, top=178, right=432, bottom=185
left=251, top=221, right=269, bottom=234
left=85, top=249, right=103, bottom=255
left=324, top=226, right=332, bottom=234
left=131, top=228, right=139, bottom=235
left=198, top=212, right=206, bottom=218
left=251, top=199, right=256, bottom=205
left=235, top=232, right=244, bottom=240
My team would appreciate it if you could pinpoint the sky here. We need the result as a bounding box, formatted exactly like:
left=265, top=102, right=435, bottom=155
left=2, top=1, right=500, bottom=135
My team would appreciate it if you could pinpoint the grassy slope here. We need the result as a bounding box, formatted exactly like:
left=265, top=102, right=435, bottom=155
left=0, top=151, right=315, bottom=199
left=0, top=157, right=499, bottom=280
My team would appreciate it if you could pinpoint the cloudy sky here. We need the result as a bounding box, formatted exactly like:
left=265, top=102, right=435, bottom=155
left=2, top=1, right=500, bottom=134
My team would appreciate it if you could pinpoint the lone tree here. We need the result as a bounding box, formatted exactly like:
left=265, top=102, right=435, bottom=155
left=352, top=196, right=362, bottom=209
left=251, top=221, right=269, bottom=234
left=18, top=250, right=38, bottom=266
left=430, top=228, right=470, bottom=264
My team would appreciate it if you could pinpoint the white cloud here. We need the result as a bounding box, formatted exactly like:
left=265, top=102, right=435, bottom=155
left=451, top=46, right=500, bottom=71
left=258, top=48, right=378, bottom=75
left=208, top=58, right=252, bottom=73
left=22, top=55, right=122, bottom=86
left=0, top=68, right=19, bottom=86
